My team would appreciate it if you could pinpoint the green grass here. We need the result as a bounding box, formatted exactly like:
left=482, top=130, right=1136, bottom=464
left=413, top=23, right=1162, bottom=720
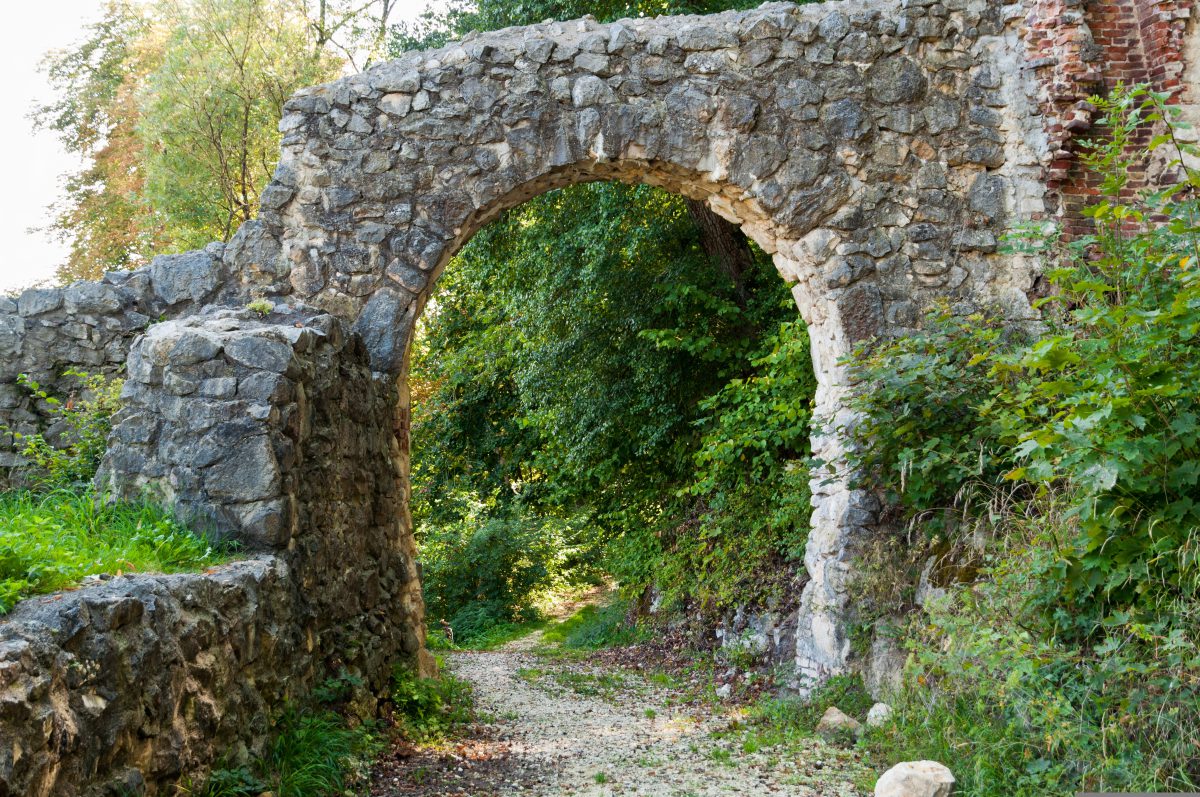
left=541, top=596, right=650, bottom=649
left=722, top=675, right=873, bottom=750
left=391, top=665, right=477, bottom=742
left=196, top=708, right=382, bottom=797
left=0, top=488, right=226, bottom=613
left=427, top=617, right=548, bottom=650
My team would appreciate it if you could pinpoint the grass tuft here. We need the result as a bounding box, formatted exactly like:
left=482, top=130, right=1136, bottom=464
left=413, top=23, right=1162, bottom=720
left=541, top=596, right=649, bottom=649
left=0, top=487, right=227, bottom=613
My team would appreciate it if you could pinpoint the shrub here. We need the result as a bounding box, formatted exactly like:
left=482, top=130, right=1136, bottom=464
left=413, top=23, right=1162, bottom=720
left=840, top=305, right=1026, bottom=534
left=865, top=508, right=1200, bottom=794
left=846, top=85, right=1200, bottom=627
left=607, top=320, right=816, bottom=612
left=8, top=370, right=123, bottom=488
left=845, top=84, right=1200, bottom=793
left=390, top=665, right=475, bottom=741
left=417, top=500, right=601, bottom=643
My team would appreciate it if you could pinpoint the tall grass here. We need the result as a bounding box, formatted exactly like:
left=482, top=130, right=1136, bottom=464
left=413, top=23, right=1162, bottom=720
left=0, top=487, right=224, bottom=613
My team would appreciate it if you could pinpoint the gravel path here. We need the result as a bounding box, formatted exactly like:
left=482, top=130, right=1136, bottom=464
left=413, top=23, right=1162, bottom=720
left=373, top=630, right=869, bottom=797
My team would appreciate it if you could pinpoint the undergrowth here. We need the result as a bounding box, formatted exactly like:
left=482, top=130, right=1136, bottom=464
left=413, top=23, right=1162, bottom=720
left=390, top=664, right=476, bottom=742
left=541, top=595, right=651, bottom=650
left=193, top=674, right=383, bottom=797
left=196, top=665, right=476, bottom=796
left=842, top=85, right=1200, bottom=794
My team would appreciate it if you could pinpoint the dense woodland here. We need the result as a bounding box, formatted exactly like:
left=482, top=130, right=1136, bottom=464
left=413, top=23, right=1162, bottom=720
left=4, top=0, right=1199, bottom=793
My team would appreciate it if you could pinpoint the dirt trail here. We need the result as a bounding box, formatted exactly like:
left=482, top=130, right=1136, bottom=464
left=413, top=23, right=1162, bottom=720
left=372, top=627, right=869, bottom=797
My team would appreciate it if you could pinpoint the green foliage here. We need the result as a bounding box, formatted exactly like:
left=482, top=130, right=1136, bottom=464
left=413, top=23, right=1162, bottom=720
left=392, top=0, right=789, bottom=51
left=246, top=298, right=273, bottom=316
left=261, top=709, right=381, bottom=797
left=412, top=178, right=812, bottom=632
left=846, top=85, right=1200, bottom=627
left=840, top=307, right=1025, bottom=533
left=713, top=674, right=873, bottom=757
left=197, top=668, right=385, bottom=797
left=864, top=512, right=1200, bottom=794
left=0, top=487, right=224, bottom=614
left=9, top=370, right=124, bottom=488
left=541, top=595, right=650, bottom=649
left=198, top=707, right=382, bottom=797
left=645, top=321, right=815, bottom=610
left=34, top=1, right=164, bottom=281
left=845, top=84, right=1200, bottom=793
left=417, top=496, right=601, bottom=643
left=138, top=0, right=341, bottom=248
left=37, top=0, right=344, bottom=280
left=390, top=666, right=476, bottom=741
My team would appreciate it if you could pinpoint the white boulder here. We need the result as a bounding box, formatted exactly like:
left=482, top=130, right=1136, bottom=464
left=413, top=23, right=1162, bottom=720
left=875, top=760, right=955, bottom=797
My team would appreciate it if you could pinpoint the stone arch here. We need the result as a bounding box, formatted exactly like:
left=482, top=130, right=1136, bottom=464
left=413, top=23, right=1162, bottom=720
left=213, top=0, right=1044, bottom=682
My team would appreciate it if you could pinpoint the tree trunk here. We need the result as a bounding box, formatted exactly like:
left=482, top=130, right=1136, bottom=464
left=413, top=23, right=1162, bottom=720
left=684, top=198, right=753, bottom=311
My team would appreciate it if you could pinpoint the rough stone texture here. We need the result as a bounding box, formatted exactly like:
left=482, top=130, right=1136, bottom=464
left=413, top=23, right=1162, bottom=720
left=874, top=760, right=956, bottom=797
left=0, top=559, right=298, bottom=797
left=815, top=705, right=863, bottom=741
left=866, top=701, right=893, bottom=727
left=0, top=245, right=241, bottom=486
left=0, top=0, right=1057, bottom=723
left=0, top=307, right=431, bottom=795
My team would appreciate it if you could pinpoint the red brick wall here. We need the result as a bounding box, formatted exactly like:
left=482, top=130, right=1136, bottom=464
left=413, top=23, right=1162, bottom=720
left=1022, top=0, right=1195, bottom=235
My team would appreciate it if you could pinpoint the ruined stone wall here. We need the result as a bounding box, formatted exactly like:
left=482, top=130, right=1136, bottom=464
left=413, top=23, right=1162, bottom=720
left=242, top=0, right=1051, bottom=686
left=1, top=307, right=429, bottom=796
left=10, top=1, right=1198, bottom=790
left=1, top=0, right=1058, bottom=710
left=0, top=247, right=244, bottom=487
left=1, top=559, right=300, bottom=796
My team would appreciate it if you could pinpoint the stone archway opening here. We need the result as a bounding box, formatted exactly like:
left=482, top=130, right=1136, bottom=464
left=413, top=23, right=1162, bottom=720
left=100, top=0, right=1045, bottom=689
left=398, top=165, right=840, bottom=673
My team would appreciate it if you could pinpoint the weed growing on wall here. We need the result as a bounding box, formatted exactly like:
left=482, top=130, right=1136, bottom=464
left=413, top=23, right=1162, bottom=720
left=7, top=370, right=122, bottom=488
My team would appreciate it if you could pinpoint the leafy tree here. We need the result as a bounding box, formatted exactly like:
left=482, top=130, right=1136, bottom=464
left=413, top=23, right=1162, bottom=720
left=412, top=178, right=813, bottom=617
left=37, top=0, right=346, bottom=280
left=35, top=2, right=166, bottom=281
left=138, top=0, right=341, bottom=248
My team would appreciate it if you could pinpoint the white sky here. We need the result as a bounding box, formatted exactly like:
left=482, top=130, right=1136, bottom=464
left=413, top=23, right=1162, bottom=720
left=0, top=0, right=446, bottom=294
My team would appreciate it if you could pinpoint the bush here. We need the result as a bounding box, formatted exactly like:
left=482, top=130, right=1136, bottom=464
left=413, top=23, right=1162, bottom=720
left=846, top=85, right=1200, bottom=628
left=841, top=306, right=1026, bottom=534
left=418, top=499, right=602, bottom=644
left=8, top=370, right=122, bottom=488
left=845, top=84, right=1200, bottom=793
left=607, top=320, right=816, bottom=612
left=865, top=509, right=1200, bottom=794
left=391, top=666, right=475, bottom=741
